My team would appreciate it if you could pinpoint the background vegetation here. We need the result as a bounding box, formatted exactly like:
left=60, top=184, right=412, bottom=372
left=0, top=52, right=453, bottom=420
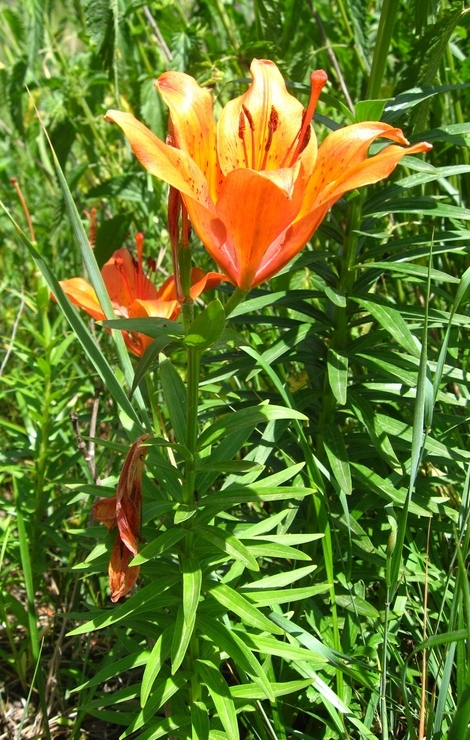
left=1, top=0, right=470, bottom=738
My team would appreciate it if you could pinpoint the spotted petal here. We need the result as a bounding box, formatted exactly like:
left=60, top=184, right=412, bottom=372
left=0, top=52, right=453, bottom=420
left=156, top=72, right=222, bottom=202
left=105, top=110, right=213, bottom=210
left=217, top=59, right=317, bottom=175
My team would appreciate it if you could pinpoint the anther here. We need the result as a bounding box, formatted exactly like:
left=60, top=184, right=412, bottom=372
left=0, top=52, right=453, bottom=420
left=261, top=106, right=279, bottom=169
left=242, top=105, right=255, bottom=131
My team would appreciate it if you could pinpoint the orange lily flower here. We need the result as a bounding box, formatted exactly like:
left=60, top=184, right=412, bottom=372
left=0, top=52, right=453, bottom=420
left=93, top=434, right=152, bottom=602
left=59, top=234, right=225, bottom=356
left=105, top=59, right=432, bottom=292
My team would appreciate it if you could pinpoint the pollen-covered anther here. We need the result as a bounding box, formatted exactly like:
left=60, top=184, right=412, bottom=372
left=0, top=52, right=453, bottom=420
left=238, top=110, right=246, bottom=140
left=265, top=106, right=279, bottom=153
left=298, top=124, right=312, bottom=155
left=242, top=105, right=255, bottom=131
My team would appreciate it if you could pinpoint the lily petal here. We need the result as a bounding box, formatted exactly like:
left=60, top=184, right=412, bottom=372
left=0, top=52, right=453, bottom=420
left=156, top=72, right=222, bottom=202
left=59, top=278, right=104, bottom=321
left=93, top=496, right=117, bottom=530
left=213, top=166, right=306, bottom=289
left=299, top=123, right=429, bottom=216
left=102, top=248, right=159, bottom=305
left=217, top=59, right=317, bottom=175
left=189, top=268, right=226, bottom=299
left=108, top=537, right=140, bottom=603
left=105, top=110, right=213, bottom=209
left=129, top=298, right=179, bottom=320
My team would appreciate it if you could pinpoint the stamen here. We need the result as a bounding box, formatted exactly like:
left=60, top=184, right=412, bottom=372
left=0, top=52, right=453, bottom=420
left=147, top=257, right=156, bottom=273
left=242, top=105, right=255, bottom=131
left=238, top=110, right=249, bottom=168
left=261, top=106, right=279, bottom=170
left=298, top=124, right=312, bottom=155
left=242, top=105, right=256, bottom=169
left=238, top=111, right=246, bottom=139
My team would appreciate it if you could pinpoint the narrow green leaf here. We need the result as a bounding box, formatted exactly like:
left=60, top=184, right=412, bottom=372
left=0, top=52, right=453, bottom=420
left=271, top=613, right=375, bottom=687
left=171, top=605, right=196, bottom=673
left=159, top=356, right=187, bottom=444
left=196, top=460, right=264, bottom=474
left=246, top=533, right=323, bottom=546
left=348, top=391, right=400, bottom=468
left=322, top=424, right=352, bottom=495
left=355, top=299, right=421, bottom=358
left=75, top=651, right=151, bottom=693
left=117, top=715, right=191, bottom=740
left=103, top=317, right=184, bottom=339
left=129, top=674, right=190, bottom=735
left=242, top=585, right=329, bottom=606
left=197, top=403, right=307, bottom=450
left=36, top=115, right=151, bottom=421
left=198, top=616, right=275, bottom=702
left=208, top=584, right=283, bottom=635
left=132, top=528, right=186, bottom=566
left=327, top=348, right=348, bottom=405
left=247, top=543, right=312, bottom=561
left=240, top=564, right=317, bottom=590
left=67, top=579, right=179, bottom=635
left=351, top=464, right=431, bottom=517
left=141, top=626, right=173, bottom=708
left=195, top=660, right=240, bottom=740
left=241, top=632, right=328, bottom=666
left=199, top=487, right=311, bottom=522
left=195, top=525, right=259, bottom=572
left=183, top=557, right=202, bottom=627
left=230, top=679, right=313, bottom=699
left=192, top=701, right=209, bottom=740
left=131, top=336, right=177, bottom=395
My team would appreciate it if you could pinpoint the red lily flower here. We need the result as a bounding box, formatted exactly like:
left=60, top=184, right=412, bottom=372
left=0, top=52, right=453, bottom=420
left=93, top=434, right=151, bottom=602
left=59, top=235, right=225, bottom=355
left=105, top=59, right=432, bottom=292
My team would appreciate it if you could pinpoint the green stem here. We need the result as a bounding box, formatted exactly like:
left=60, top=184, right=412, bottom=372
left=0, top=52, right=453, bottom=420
left=224, top=288, right=248, bottom=318
left=366, top=0, right=400, bottom=99
left=311, top=198, right=363, bottom=706
left=180, top=342, right=202, bottom=706
left=182, top=348, right=201, bottom=507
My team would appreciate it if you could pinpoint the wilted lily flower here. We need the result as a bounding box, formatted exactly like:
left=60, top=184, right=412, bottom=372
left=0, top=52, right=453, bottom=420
left=106, top=59, right=432, bottom=291
left=93, top=434, right=152, bottom=602
left=59, top=235, right=224, bottom=356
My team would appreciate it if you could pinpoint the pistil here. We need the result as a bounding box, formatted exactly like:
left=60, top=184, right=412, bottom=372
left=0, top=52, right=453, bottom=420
left=281, top=69, right=328, bottom=167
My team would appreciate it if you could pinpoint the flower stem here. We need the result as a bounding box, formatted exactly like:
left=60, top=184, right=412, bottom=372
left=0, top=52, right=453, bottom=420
left=224, top=288, right=248, bottom=317
left=182, top=347, right=200, bottom=507
left=366, top=0, right=400, bottom=99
